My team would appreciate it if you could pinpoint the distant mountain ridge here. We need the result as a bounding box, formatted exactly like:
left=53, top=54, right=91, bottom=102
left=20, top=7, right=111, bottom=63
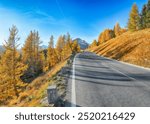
left=40, top=45, right=48, bottom=50
left=0, top=38, right=89, bottom=53
left=73, top=38, right=89, bottom=49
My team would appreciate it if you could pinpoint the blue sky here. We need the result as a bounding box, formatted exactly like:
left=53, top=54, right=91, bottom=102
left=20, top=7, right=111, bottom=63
left=0, top=0, right=147, bottom=46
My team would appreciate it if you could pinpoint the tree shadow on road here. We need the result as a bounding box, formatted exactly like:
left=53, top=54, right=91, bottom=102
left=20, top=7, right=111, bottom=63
left=65, top=100, right=81, bottom=107
left=75, top=64, right=110, bottom=69
left=74, top=77, right=143, bottom=88
left=75, top=68, right=133, bottom=81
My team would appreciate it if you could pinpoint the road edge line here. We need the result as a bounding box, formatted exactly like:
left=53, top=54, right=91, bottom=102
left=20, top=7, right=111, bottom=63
left=71, top=56, right=76, bottom=107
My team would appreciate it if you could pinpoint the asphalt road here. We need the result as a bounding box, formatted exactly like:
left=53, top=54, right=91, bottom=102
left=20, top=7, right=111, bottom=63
left=65, top=52, right=150, bottom=107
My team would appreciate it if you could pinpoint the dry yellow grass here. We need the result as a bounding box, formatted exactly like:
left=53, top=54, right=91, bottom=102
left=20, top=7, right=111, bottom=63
left=8, top=59, right=67, bottom=107
left=89, top=29, right=150, bottom=68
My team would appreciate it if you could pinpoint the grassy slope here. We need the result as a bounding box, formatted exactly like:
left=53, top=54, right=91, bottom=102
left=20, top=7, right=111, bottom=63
left=9, top=60, right=67, bottom=107
left=89, top=29, right=150, bottom=68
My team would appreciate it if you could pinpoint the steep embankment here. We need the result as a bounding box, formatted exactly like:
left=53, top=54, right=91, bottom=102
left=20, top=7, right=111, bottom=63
left=8, top=60, right=68, bottom=107
left=90, top=29, right=150, bottom=68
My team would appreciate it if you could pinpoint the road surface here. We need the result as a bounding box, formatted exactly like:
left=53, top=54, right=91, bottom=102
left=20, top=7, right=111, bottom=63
left=65, top=52, right=150, bottom=107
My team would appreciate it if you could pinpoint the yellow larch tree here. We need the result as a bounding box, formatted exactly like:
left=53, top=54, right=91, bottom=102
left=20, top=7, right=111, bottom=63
left=0, top=25, right=27, bottom=105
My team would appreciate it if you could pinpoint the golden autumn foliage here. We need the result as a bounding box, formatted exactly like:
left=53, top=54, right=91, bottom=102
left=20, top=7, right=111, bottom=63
left=97, top=23, right=127, bottom=46
left=128, top=3, right=139, bottom=31
left=9, top=59, right=68, bottom=107
left=71, top=40, right=81, bottom=53
left=56, top=35, right=66, bottom=61
left=89, top=40, right=98, bottom=48
left=22, top=31, right=43, bottom=82
left=55, top=33, right=80, bottom=62
left=90, top=29, right=150, bottom=68
left=61, top=33, right=74, bottom=59
left=47, top=35, right=59, bottom=69
left=0, top=25, right=81, bottom=106
left=0, top=26, right=27, bottom=105
left=98, top=29, right=115, bottom=44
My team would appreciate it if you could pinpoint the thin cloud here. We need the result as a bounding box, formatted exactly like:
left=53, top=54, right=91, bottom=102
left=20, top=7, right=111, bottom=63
left=0, top=6, right=73, bottom=46
left=55, top=0, right=65, bottom=18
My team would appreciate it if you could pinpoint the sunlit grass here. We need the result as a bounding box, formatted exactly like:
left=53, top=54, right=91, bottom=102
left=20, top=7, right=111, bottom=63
left=89, top=29, right=150, bottom=68
left=8, top=59, right=67, bottom=107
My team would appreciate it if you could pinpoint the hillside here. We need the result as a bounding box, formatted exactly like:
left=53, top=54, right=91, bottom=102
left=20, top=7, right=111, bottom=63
left=89, top=29, right=150, bottom=68
left=8, top=59, right=68, bottom=107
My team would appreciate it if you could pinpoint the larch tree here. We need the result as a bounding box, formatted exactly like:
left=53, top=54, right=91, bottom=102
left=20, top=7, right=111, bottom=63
left=47, top=35, right=58, bottom=69
left=0, top=26, right=27, bottom=104
left=98, top=29, right=115, bottom=44
left=22, top=31, right=42, bottom=80
left=128, top=3, right=139, bottom=31
left=141, top=4, right=147, bottom=29
left=71, top=40, right=80, bottom=54
left=40, top=50, right=47, bottom=72
left=146, top=0, right=150, bottom=28
left=56, top=35, right=65, bottom=61
left=114, top=22, right=121, bottom=36
left=89, top=40, right=98, bottom=48
left=22, top=31, right=34, bottom=65
left=65, top=33, right=73, bottom=53
left=137, top=14, right=143, bottom=30
left=62, top=33, right=73, bottom=60
left=137, top=4, right=147, bottom=30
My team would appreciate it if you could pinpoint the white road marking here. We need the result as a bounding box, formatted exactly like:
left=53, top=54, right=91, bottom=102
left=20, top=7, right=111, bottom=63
left=104, top=63, right=136, bottom=81
left=99, top=55, right=149, bottom=83
left=101, top=61, right=150, bottom=90
left=71, top=56, right=76, bottom=107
